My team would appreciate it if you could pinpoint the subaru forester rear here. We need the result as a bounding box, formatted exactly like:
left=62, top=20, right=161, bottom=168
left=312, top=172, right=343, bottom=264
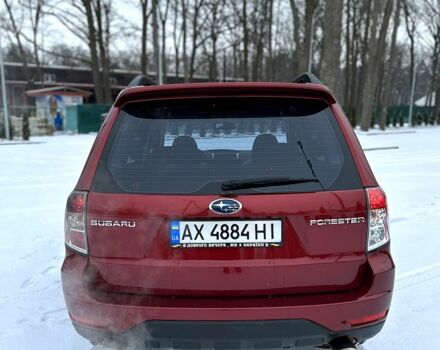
left=62, top=78, right=394, bottom=349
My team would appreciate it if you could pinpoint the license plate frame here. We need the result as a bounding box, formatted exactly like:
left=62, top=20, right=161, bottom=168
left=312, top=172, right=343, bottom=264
left=169, top=219, right=282, bottom=248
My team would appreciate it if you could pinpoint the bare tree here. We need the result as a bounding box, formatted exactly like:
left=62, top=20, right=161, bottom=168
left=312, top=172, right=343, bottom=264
left=242, top=0, right=249, bottom=80
left=3, top=0, right=432, bottom=130
left=94, top=0, right=112, bottom=103
left=181, top=0, right=188, bottom=81
left=46, top=0, right=114, bottom=103
left=159, top=0, right=171, bottom=82
left=320, top=0, right=343, bottom=96
left=422, top=0, right=440, bottom=114
left=188, top=0, right=206, bottom=80
left=360, top=0, right=393, bottom=130
left=139, top=0, right=151, bottom=75
left=2, top=0, right=45, bottom=88
left=301, top=0, right=319, bottom=73
left=250, top=0, right=271, bottom=81
left=266, top=0, right=274, bottom=81
left=151, top=0, right=160, bottom=82
left=203, top=0, right=226, bottom=81
left=352, top=0, right=373, bottom=125
left=171, top=0, right=182, bottom=78
left=24, top=0, right=44, bottom=82
left=289, top=0, right=301, bottom=75
left=343, top=0, right=365, bottom=125
left=380, top=0, right=402, bottom=130
left=403, top=0, right=417, bottom=105
left=82, top=0, right=105, bottom=102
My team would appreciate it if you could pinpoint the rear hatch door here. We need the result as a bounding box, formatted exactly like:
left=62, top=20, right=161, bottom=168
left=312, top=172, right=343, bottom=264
left=87, top=96, right=367, bottom=297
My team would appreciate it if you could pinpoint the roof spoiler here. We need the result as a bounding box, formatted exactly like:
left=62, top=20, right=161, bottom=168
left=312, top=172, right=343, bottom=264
left=114, top=82, right=336, bottom=107
left=128, top=74, right=157, bottom=87
left=292, top=73, right=322, bottom=84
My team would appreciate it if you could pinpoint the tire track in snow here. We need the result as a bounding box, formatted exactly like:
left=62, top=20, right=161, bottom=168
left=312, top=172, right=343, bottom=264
left=395, top=262, right=440, bottom=291
left=0, top=183, right=72, bottom=191
left=365, top=149, right=440, bottom=166
left=0, top=205, right=61, bottom=217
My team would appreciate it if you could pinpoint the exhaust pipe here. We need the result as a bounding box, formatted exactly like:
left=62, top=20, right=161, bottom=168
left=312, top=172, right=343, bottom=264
left=329, top=337, right=359, bottom=350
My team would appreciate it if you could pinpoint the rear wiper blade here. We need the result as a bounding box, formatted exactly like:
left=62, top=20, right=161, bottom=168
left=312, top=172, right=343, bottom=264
left=221, top=177, right=321, bottom=191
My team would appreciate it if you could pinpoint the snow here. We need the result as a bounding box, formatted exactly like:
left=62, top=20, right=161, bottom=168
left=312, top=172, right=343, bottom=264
left=356, top=128, right=440, bottom=350
left=1, top=128, right=440, bottom=349
left=415, top=93, right=435, bottom=107
left=0, top=135, right=93, bottom=349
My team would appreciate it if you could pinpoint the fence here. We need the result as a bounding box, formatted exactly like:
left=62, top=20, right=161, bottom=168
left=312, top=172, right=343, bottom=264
left=65, top=104, right=111, bottom=133
left=373, top=106, right=438, bottom=127
left=10, top=116, right=53, bottom=137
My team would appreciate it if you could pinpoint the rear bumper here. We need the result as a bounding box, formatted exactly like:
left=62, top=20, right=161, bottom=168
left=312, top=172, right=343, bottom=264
left=73, top=319, right=385, bottom=349
left=62, top=249, right=394, bottom=344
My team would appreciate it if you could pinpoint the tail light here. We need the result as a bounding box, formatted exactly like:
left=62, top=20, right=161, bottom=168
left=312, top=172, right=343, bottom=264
left=65, top=191, right=88, bottom=255
left=366, top=187, right=389, bottom=252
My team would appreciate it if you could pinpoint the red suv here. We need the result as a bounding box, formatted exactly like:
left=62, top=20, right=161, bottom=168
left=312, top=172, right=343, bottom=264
left=62, top=74, right=394, bottom=349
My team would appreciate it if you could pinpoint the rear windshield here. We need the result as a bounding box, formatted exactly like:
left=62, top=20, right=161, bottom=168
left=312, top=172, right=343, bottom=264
left=92, top=98, right=361, bottom=194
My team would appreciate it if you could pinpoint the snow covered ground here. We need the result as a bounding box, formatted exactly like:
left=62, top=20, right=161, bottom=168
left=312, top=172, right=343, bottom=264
left=0, top=128, right=439, bottom=349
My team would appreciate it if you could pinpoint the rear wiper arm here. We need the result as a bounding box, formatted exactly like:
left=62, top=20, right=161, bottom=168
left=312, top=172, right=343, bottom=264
left=221, top=177, right=321, bottom=191
left=297, top=140, right=324, bottom=190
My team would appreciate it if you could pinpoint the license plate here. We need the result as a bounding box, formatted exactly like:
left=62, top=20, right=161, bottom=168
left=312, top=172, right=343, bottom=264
left=169, top=220, right=282, bottom=248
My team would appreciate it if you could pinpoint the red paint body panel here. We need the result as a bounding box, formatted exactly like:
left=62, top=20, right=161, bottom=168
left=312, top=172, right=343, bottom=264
left=86, top=190, right=368, bottom=296
left=113, top=82, right=336, bottom=107
left=75, top=106, right=120, bottom=191
left=61, top=247, right=394, bottom=333
left=63, top=82, right=394, bottom=344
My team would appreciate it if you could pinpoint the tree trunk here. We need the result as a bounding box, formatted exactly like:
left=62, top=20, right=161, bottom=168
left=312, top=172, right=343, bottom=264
left=251, top=0, right=270, bottom=81
left=140, top=0, right=148, bottom=75
left=435, top=76, right=440, bottom=116
left=427, top=32, right=439, bottom=107
left=161, top=23, right=167, bottom=82
left=3, top=0, right=34, bottom=89
left=403, top=0, right=416, bottom=108
left=380, top=0, right=401, bottom=130
left=160, top=0, right=170, bottom=83
left=151, top=0, right=160, bottom=82
left=208, top=1, right=219, bottom=81
left=31, top=0, right=44, bottom=84
left=242, top=0, right=249, bottom=81
left=189, top=0, right=203, bottom=80
left=181, top=0, right=189, bottom=82
left=289, top=0, right=301, bottom=76
left=433, top=31, right=440, bottom=115
left=343, top=0, right=351, bottom=108
left=233, top=42, right=238, bottom=78
left=267, top=0, right=274, bottom=81
left=320, top=0, right=343, bottom=96
left=172, top=1, right=181, bottom=79
left=354, top=0, right=373, bottom=125
left=299, top=0, right=319, bottom=73
left=360, top=0, right=393, bottom=131
left=95, top=0, right=112, bottom=103
left=82, top=0, right=104, bottom=103
left=348, top=1, right=359, bottom=121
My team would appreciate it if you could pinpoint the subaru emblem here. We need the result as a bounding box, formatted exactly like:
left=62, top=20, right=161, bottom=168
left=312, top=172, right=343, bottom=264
left=209, top=199, right=242, bottom=215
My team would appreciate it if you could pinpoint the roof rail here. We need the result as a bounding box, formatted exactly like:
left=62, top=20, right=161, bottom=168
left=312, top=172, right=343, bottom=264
left=292, top=73, right=322, bottom=84
left=128, top=74, right=157, bottom=87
